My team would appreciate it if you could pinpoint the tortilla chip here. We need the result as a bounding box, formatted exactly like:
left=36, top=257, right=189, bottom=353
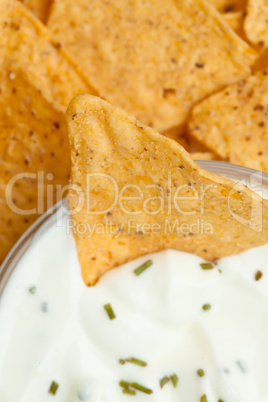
left=244, top=0, right=268, bottom=48
left=49, top=0, right=256, bottom=133
left=67, top=95, right=268, bottom=286
left=0, top=66, right=70, bottom=263
left=190, top=152, right=220, bottom=161
left=189, top=70, right=268, bottom=173
left=7, top=1, right=93, bottom=109
left=18, top=0, right=52, bottom=23
left=207, top=0, right=246, bottom=12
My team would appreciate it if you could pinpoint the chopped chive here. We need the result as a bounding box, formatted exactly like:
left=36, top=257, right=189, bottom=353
left=201, top=394, right=207, bottom=402
left=130, top=382, right=153, bottom=394
left=255, top=270, right=263, bottom=281
left=197, top=369, right=205, bottom=377
left=202, top=303, right=211, bottom=311
left=119, top=380, right=130, bottom=389
left=122, top=389, right=136, bottom=395
left=124, top=357, right=147, bottom=367
left=104, top=303, right=116, bottom=320
left=48, top=381, right=59, bottom=395
left=41, top=302, right=51, bottom=313
left=200, top=262, right=214, bottom=270
left=134, top=260, right=153, bottom=276
left=119, top=357, right=147, bottom=366
left=29, top=286, right=37, bottom=294
left=170, top=374, right=179, bottom=388
left=160, top=376, right=170, bottom=388
left=236, top=360, right=246, bottom=373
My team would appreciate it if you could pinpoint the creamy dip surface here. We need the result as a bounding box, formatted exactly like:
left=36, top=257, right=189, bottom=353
left=1, top=212, right=268, bottom=402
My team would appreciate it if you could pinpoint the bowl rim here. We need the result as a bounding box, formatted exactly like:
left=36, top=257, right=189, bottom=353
left=1, top=160, right=268, bottom=294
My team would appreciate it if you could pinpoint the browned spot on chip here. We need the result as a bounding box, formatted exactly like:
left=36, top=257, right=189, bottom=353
left=163, top=88, right=176, bottom=98
left=225, top=4, right=234, bottom=12
left=195, top=63, right=205, bottom=69
left=207, top=0, right=247, bottom=13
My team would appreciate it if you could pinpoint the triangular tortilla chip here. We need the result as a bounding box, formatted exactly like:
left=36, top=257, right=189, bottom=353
left=18, top=0, right=52, bottom=23
left=67, top=95, right=268, bottom=286
left=189, top=70, right=268, bottom=173
left=244, top=0, right=268, bottom=48
left=7, top=1, right=94, bottom=109
left=0, top=65, right=70, bottom=263
left=49, top=0, right=256, bottom=132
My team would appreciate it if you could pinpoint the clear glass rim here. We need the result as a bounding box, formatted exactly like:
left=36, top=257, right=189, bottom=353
left=0, top=200, right=63, bottom=295
left=1, top=161, right=268, bottom=295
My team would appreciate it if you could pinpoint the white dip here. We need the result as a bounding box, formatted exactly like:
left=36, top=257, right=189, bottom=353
left=0, top=212, right=268, bottom=402
left=0, top=172, right=268, bottom=402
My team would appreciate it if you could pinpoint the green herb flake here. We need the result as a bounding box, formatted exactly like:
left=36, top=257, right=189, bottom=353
left=28, top=286, right=37, bottom=294
left=236, top=360, right=246, bottom=373
left=134, top=260, right=153, bottom=276
left=255, top=270, right=263, bottom=281
left=130, top=382, right=153, bottom=394
left=160, top=376, right=170, bottom=388
left=170, top=374, right=179, bottom=388
left=201, top=394, right=207, bottom=402
left=41, top=302, right=50, bottom=313
left=122, top=389, right=136, bottom=395
left=124, top=357, right=147, bottom=367
left=119, top=359, right=126, bottom=365
left=104, top=303, right=116, bottom=320
left=48, top=381, right=59, bottom=395
left=218, top=399, right=225, bottom=402
left=200, top=262, right=214, bottom=270
left=202, top=303, right=211, bottom=311
left=119, top=380, right=130, bottom=389
left=197, top=369, right=205, bottom=377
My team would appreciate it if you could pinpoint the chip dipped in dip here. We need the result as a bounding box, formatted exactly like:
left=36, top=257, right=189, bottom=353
left=0, top=163, right=268, bottom=402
